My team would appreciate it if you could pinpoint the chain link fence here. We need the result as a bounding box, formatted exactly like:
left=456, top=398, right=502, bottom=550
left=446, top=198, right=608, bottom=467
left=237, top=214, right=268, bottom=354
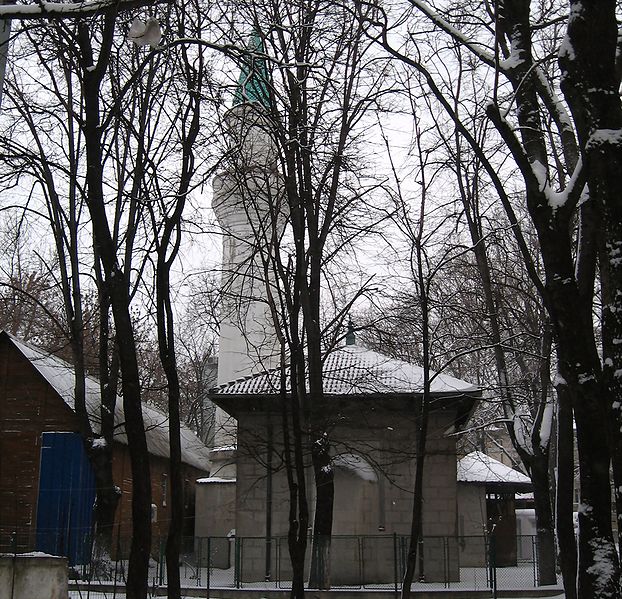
left=0, top=528, right=559, bottom=598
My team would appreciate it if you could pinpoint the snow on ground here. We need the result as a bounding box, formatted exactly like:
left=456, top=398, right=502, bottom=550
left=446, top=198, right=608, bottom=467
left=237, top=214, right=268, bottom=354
left=69, top=591, right=565, bottom=599
left=69, top=563, right=564, bottom=598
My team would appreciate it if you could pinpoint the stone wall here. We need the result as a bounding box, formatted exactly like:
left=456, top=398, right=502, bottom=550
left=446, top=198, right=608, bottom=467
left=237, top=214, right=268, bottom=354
left=195, top=479, right=236, bottom=568
left=0, top=554, right=67, bottom=599
left=456, top=483, right=488, bottom=567
left=232, top=402, right=461, bottom=584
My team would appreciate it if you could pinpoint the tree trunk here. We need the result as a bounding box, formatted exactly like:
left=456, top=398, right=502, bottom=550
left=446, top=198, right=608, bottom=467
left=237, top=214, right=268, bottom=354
left=156, top=60, right=201, bottom=599
left=91, top=441, right=120, bottom=556
left=491, top=4, right=620, bottom=595
left=306, top=281, right=333, bottom=590
left=402, top=231, right=430, bottom=599
left=600, top=236, right=622, bottom=555
left=557, top=3, right=622, bottom=596
left=282, top=340, right=308, bottom=599
left=529, top=454, right=556, bottom=585
left=164, top=370, right=183, bottom=599
left=78, top=18, right=151, bottom=599
left=532, top=204, right=618, bottom=598
left=93, top=277, right=121, bottom=557
left=456, top=150, right=557, bottom=583
left=401, top=394, right=429, bottom=599
left=40, top=79, right=122, bottom=561
left=543, top=248, right=618, bottom=598
left=555, top=387, right=577, bottom=599
left=308, top=434, right=334, bottom=589
left=156, top=263, right=184, bottom=599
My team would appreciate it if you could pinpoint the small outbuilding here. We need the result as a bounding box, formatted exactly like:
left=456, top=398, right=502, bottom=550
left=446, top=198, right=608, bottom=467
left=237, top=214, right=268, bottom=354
left=456, top=451, right=533, bottom=567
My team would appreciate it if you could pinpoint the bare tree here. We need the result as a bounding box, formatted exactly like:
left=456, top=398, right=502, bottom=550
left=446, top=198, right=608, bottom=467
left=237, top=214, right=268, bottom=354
left=208, top=1, right=393, bottom=590
left=0, top=22, right=127, bottom=554
left=142, top=6, right=211, bottom=595
left=1, top=6, right=218, bottom=597
left=365, top=1, right=622, bottom=596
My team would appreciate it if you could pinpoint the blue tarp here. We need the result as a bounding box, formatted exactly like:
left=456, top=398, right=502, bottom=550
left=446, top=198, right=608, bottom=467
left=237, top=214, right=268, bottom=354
left=36, top=432, right=95, bottom=565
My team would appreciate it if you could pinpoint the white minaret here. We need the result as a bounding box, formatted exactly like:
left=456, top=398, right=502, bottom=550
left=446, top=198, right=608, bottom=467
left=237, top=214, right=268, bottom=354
left=210, top=47, right=284, bottom=478
left=213, top=108, right=282, bottom=385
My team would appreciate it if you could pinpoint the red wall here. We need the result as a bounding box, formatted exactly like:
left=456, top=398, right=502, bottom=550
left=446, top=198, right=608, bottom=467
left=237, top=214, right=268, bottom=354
left=0, top=334, right=205, bottom=554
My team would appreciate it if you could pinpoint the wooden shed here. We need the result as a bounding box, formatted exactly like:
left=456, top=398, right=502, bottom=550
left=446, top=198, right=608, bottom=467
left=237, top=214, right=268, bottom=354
left=0, top=330, right=210, bottom=563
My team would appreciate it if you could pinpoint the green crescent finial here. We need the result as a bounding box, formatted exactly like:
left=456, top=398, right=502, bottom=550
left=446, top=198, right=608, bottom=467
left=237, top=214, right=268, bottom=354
left=233, top=32, right=271, bottom=109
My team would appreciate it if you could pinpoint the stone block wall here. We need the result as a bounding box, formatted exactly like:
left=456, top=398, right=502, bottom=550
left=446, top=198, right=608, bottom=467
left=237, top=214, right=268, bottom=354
left=456, top=483, right=487, bottom=567
left=195, top=479, right=236, bottom=568
left=0, top=554, right=67, bottom=599
left=231, top=402, right=462, bottom=584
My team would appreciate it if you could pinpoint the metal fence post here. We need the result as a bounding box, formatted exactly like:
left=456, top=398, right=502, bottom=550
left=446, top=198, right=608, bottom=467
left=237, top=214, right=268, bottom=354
left=444, top=536, right=449, bottom=589
left=206, top=537, right=211, bottom=599
left=196, top=537, right=202, bottom=587
left=532, top=534, right=538, bottom=587
left=488, top=534, right=497, bottom=599
left=393, top=533, right=399, bottom=597
left=113, top=523, right=121, bottom=596
left=235, top=536, right=241, bottom=588
left=357, top=535, right=362, bottom=588
left=10, top=531, right=17, bottom=599
left=277, top=536, right=282, bottom=588
left=159, top=537, right=165, bottom=586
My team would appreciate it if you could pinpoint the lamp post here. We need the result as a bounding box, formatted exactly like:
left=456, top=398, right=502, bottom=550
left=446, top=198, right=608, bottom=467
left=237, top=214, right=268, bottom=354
left=0, top=2, right=163, bottom=110
left=0, top=12, right=10, bottom=108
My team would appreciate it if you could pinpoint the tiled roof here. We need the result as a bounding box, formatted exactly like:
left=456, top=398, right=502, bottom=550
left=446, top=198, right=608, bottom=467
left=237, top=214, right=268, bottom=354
left=213, top=344, right=478, bottom=396
left=5, top=331, right=210, bottom=471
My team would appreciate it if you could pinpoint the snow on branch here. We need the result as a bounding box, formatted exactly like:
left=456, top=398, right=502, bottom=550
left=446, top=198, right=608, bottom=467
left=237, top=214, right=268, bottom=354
left=512, top=405, right=534, bottom=456
left=586, top=128, right=622, bottom=151
left=410, top=0, right=495, bottom=68
left=548, top=156, right=584, bottom=213
left=538, top=400, right=554, bottom=452
left=486, top=102, right=541, bottom=191
left=534, top=68, right=579, bottom=170
left=0, top=0, right=165, bottom=19
left=486, top=101, right=585, bottom=214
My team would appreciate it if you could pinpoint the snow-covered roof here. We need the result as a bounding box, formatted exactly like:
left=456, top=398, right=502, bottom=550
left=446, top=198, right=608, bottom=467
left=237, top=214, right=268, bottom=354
left=457, top=451, right=530, bottom=486
left=196, top=477, right=236, bottom=484
left=4, top=332, right=210, bottom=472
left=213, top=343, right=479, bottom=396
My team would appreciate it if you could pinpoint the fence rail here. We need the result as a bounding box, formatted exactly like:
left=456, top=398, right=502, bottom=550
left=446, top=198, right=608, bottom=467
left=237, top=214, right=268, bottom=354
left=0, top=528, right=560, bottom=598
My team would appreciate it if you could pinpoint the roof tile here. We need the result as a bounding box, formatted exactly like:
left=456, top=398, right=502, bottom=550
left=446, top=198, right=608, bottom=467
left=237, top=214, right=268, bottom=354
left=214, top=344, right=478, bottom=396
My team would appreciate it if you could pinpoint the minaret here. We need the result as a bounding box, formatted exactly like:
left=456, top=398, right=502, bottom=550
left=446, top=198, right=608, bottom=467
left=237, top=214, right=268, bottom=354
left=210, top=36, right=283, bottom=477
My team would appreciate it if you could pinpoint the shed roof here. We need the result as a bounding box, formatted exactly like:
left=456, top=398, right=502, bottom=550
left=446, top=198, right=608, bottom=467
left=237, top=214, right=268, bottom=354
left=213, top=343, right=479, bottom=396
left=3, top=331, right=210, bottom=471
left=457, top=451, right=531, bottom=491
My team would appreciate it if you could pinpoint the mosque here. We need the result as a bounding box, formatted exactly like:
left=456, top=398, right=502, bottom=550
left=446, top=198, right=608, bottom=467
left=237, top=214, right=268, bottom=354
left=193, top=53, right=481, bottom=585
